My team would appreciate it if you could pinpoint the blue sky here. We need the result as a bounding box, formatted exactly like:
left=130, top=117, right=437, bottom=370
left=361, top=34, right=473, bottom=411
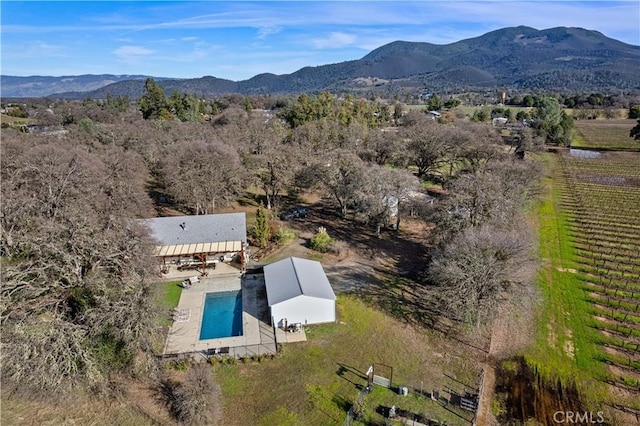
left=2, top=1, right=639, bottom=81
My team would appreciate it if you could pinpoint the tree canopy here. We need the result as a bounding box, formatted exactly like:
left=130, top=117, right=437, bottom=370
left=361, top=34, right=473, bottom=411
left=138, top=77, right=171, bottom=120
left=631, top=119, right=640, bottom=141
left=532, top=96, right=575, bottom=145
left=1, top=135, right=158, bottom=392
left=0, top=89, right=545, bottom=400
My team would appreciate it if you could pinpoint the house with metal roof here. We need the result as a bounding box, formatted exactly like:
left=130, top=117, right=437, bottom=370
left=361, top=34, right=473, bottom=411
left=141, top=213, right=247, bottom=274
left=263, top=257, right=336, bottom=328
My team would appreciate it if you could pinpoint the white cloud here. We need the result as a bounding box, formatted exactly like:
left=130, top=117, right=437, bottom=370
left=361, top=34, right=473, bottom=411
left=257, top=25, right=282, bottom=39
left=1, top=41, right=68, bottom=59
left=4, top=2, right=638, bottom=45
left=147, top=41, right=222, bottom=65
left=3, top=1, right=638, bottom=79
left=113, top=45, right=154, bottom=63
left=312, top=32, right=357, bottom=49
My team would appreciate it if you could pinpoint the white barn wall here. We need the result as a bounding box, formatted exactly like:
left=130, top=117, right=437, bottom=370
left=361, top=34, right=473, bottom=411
left=271, top=295, right=336, bottom=328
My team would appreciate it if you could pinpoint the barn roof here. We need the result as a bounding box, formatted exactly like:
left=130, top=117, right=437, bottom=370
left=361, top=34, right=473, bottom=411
left=263, top=257, right=336, bottom=306
left=141, top=213, right=246, bottom=257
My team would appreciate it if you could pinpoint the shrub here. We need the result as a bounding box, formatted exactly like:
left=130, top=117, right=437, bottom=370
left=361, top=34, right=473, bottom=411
left=274, top=227, right=297, bottom=245
left=91, top=333, right=132, bottom=372
left=310, top=227, right=334, bottom=253
left=170, top=364, right=221, bottom=425
left=171, top=359, right=191, bottom=371
left=221, top=356, right=237, bottom=365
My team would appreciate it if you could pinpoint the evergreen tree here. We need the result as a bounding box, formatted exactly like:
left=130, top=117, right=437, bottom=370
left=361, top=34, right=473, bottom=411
left=427, top=95, right=443, bottom=111
left=138, top=77, right=170, bottom=120
left=533, top=96, right=574, bottom=146
left=444, top=98, right=461, bottom=109
left=253, top=205, right=271, bottom=248
left=630, top=119, right=640, bottom=141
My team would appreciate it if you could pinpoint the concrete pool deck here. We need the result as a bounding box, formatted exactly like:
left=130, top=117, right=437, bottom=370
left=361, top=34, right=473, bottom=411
left=163, top=268, right=281, bottom=358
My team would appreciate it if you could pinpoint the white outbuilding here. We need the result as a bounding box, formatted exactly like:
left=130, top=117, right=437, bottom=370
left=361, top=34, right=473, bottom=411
left=263, top=257, right=336, bottom=328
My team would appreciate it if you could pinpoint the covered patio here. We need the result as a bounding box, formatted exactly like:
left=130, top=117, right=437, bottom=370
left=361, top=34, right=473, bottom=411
left=141, top=213, right=248, bottom=276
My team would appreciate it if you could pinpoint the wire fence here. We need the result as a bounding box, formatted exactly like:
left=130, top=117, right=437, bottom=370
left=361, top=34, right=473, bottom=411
left=342, top=386, right=368, bottom=426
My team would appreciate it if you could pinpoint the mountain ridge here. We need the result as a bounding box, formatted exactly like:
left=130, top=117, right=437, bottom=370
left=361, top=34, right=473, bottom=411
left=2, top=26, right=639, bottom=98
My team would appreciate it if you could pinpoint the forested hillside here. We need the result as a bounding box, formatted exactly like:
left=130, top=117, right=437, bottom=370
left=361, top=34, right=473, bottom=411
left=3, top=26, right=639, bottom=99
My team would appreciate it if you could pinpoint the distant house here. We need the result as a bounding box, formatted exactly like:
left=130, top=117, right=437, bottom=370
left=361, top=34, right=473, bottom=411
left=25, top=124, right=68, bottom=136
left=386, top=191, right=436, bottom=220
left=141, top=213, right=247, bottom=274
left=263, top=257, right=336, bottom=328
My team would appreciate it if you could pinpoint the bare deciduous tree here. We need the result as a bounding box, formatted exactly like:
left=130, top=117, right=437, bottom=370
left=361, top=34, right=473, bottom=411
left=430, top=158, right=542, bottom=243
left=400, top=119, right=448, bottom=178
left=357, top=129, right=401, bottom=166
left=306, top=151, right=366, bottom=217
left=169, top=365, right=221, bottom=425
left=246, top=142, right=298, bottom=210
left=161, top=139, right=242, bottom=214
left=355, top=165, right=420, bottom=236
left=1, top=136, right=159, bottom=393
left=428, top=225, right=536, bottom=327
left=457, top=122, right=504, bottom=173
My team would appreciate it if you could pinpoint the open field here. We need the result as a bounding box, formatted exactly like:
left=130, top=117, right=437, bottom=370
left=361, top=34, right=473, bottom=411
left=572, top=119, right=639, bottom=151
left=2, top=296, right=480, bottom=426
left=0, top=113, right=30, bottom=126
left=1, top=391, right=160, bottom=426
left=560, top=151, right=640, bottom=388
left=217, top=295, right=482, bottom=426
left=527, top=151, right=640, bottom=423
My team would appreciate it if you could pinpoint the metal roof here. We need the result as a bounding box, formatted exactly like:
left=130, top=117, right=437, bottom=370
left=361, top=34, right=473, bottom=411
left=141, top=213, right=246, bottom=257
left=263, top=257, right=336, bottom=306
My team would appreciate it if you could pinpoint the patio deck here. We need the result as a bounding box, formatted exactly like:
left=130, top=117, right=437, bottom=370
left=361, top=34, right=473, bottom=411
left=163, top=271, right=280, bottom=358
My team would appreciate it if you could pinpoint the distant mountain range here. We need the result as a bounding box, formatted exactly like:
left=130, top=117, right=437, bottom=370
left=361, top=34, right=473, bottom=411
left=2, top=26, right=639, bottom=99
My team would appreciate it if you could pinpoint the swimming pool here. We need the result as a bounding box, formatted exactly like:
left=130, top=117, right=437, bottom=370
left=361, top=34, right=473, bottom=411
left=199, top=290, right=243, bottom=340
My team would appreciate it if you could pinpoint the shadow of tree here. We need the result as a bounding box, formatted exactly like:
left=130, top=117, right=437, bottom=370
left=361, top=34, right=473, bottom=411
left=155, top=378, right=180, bottom=418
left=281, top=198, right=490, bottom=353
left=289, top=201, right=430, bottom=279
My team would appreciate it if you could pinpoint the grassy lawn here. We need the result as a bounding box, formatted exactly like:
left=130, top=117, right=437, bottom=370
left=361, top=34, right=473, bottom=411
left=216, top=295, right=479, bottom=426
left=162, top=280, right=183, bottom=308
left=0, top=113, right=30, bottom=125
left=157, top=280, right=183, bottom=327
left=525, top=153, right=608, bottom=403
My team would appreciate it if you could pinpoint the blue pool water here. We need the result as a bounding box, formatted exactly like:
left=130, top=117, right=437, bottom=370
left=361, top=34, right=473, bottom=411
left=199, top=291, right=243, bottom=340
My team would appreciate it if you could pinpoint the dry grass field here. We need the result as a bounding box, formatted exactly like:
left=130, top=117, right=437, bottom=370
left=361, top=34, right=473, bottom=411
left=573, top=119, right=639, bottom=151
